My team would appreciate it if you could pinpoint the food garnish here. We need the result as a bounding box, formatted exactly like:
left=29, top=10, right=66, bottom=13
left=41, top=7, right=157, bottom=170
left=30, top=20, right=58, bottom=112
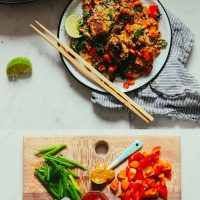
left=65, top=14, right=83, bottom=38
left=6, top=57, right=32, bottom=79
left=66, top=0, right=167, bottom=89
left=90, top=163, right=115, bottom=184
left=34, top=144, right=87, bottom=200
left=110, top=146, right=172, bottom=199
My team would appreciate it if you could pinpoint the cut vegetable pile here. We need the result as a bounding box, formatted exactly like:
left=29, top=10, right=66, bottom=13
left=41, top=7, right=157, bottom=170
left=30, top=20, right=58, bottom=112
left=34, top=144, right=87, bottom=200
left=110, top=146, right=172, bottom=199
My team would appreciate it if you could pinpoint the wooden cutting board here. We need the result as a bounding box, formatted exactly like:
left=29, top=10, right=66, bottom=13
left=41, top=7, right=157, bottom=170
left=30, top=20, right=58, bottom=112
left=24, top=135, right=181, bottom=200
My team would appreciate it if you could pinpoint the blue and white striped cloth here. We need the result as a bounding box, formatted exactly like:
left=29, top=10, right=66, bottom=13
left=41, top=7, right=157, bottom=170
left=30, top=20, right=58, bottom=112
left=91, top=11, right=200, bottom=122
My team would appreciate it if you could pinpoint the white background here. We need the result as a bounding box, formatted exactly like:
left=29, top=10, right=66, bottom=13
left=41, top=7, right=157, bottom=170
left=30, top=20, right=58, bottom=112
left=0, top=0, right=200, bottom=199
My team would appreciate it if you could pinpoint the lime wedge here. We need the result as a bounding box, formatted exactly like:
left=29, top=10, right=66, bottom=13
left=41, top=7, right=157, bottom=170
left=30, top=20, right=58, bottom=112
left=6, top=57, right=32, bottom=79
left=65, top=13, right=82, bottom=38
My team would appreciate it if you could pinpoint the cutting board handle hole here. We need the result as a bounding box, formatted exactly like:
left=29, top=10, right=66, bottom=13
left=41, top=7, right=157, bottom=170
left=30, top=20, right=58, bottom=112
left=95, top=141, right=109, bottom=155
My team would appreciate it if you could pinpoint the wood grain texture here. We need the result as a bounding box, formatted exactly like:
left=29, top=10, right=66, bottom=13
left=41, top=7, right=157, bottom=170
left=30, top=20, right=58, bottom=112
left=23, top=135, right=181, bottom=200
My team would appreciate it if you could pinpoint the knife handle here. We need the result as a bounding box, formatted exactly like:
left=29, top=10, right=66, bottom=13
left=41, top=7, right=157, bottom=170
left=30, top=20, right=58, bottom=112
left=107, top=140, right=143, bottom=170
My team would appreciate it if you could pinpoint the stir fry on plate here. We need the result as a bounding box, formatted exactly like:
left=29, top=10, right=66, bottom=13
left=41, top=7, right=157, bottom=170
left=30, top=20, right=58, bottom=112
left=68, top=0, right=167, bottom=89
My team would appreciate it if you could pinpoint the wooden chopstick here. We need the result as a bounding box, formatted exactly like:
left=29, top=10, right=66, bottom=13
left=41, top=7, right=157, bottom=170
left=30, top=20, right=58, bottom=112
left=30, top=21, right=154, bottom=123
left=34, top=20, right=154, bottom=122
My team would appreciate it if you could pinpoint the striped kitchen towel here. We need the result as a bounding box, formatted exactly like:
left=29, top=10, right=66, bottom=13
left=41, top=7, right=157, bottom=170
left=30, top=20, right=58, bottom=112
left=91, top=11, right=200, bottom=122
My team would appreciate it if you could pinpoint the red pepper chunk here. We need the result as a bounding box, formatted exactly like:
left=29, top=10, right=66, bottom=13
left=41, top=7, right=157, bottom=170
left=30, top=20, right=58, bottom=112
left=123, top=81, right=130, bottom=89
left=110, top=179, right=119, bottom=192
left=129, top=152, right=143, bottom=163
left=141, top=48, right=153, bottom=63
left=127, top=168, right=137, bottom=181
left=85, top=4, right=92, bottom=12
left=149, top=5, right=159, bottom=18
left=158, top=185, right=168, bottom=199
left=98, top=64, right=106, bottom=72
left=121, top=179, right=130, bottom=191
left=145, top=188, right=158, bottom=198
left=103, top=54, right=112, bottom=63
left=108, top=65, right=117, bottom=73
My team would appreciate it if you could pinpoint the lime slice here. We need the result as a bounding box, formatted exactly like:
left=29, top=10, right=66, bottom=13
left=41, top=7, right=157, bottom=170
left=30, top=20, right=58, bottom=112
left=6, top=57, right=32, bottom=79
left=65, top=13, right=82, bottom=38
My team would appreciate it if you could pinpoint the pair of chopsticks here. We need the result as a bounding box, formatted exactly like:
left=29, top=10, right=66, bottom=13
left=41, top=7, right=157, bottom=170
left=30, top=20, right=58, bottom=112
left=30, top=20, right=154, bottom=123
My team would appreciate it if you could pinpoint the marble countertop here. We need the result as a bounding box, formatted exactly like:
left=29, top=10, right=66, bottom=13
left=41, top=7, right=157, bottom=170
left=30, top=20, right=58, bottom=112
left=0, top=0, right=200, bottom=129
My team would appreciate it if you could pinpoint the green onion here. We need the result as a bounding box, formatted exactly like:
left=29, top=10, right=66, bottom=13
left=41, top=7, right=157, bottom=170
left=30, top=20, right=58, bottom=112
left=66, top=168, right=79, bottom=178
left=57, top=156, right=87, bottom=170
left=45, top=144, right=66, bottom=156
left=44, top=162, right=51, bottom=181
left=34, top=170, right=59, bottom=200
left=44, top=155, right=75, bottom=168
left=34, top=144, right=86, bottom=200
left=68, top=174, right=84, bottom=196
left=36, top=145, right=57, bottom=153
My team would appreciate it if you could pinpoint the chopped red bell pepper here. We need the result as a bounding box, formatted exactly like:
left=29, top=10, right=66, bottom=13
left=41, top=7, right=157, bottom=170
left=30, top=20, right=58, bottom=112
left=98, top=64, right=106, bottom=72
left=103, top=54, right=112, bottom=63
left=112, top=146, right=172, bottom=200
left=158, top=185, right=168, bottom=199
left=149, top=5, right=159, bottom=18
left=108, top=65, right=117, bottom=73
left=123, top=81, right=130, bottom=89
left=121, top=179, right=130, bottom=191
left=127, top=168, right=137, bottom=181
left=145, top=187, right=158, bottom=198
left=129, top=161, right=139, bottom=168
left=128, top=152, right=143, bottom=163
left=118, top=169, right=126, bottom=179
left=85, top=4, right=92, bottom=12
left=110, top=179, right=119, bottom=192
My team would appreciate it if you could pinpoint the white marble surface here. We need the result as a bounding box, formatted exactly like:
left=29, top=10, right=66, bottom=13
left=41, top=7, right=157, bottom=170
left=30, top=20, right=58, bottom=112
left=0, top=0, right=200, bottom=129
left=0, top=129, right=199, bottom=200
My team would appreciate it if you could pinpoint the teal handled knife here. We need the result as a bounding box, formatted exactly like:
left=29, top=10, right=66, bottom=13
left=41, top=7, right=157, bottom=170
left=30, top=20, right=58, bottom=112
left=107, top=140, right=143, bottom=170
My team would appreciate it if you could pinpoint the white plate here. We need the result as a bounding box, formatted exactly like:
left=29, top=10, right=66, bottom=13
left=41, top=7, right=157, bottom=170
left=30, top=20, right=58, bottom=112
left=58, top=0, right=172, bottom=93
